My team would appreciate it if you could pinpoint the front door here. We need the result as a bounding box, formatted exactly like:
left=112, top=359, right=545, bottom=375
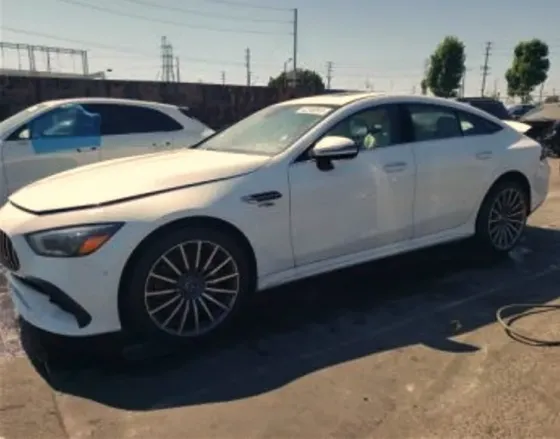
left=2, top=104, right=100, bottom=196
left=403, top=103, right=501, bottom=238
left=288, top=104, right=416, bottom=266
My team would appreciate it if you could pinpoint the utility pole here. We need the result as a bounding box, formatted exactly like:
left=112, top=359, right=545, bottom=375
left=176, top=57, right=180, bottom=82
left=160, top=36, right=175, bottom=82
left=245, top=48, right=251, bottom=86
left=292, top=8, right=298, bottom=87
left=480, top=41, right=492, bottom=97
left=221, top=71, right=226, bottom=85
left=160, top=36, right=166, bottom=82
left=326, top=61, right=333, bottom=89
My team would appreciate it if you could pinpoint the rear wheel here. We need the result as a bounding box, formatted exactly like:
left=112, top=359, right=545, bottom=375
left=121, top=227, right=253, bottom=342
left=474, top=181, right=529, bottom=256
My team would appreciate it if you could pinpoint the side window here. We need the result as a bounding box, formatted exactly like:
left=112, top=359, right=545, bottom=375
left=323, top=105, right=397, bottom=150
left=118, top=106, right=183, bottom=134
left=407, top=104, right=462, bottom=142
left=81, top=104, right=183, bottom=135
left=21, top=104, right=101, bottom=139
left=6, top=125, right=30, bottom=141
left=457, top=111, right=503, bottom=136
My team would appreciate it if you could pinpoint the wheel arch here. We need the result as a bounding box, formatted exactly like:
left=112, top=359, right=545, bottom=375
left=117, top=215, right=258, bottom=327
left=486, top=170, right=532, bottom=213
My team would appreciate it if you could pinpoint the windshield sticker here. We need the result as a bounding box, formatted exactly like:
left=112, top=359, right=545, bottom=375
left=296, top=106, right=332, bottom=116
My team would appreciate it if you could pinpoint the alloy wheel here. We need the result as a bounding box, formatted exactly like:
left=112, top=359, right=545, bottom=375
left=487, top=187, right=527, bottom=251
left=143, top=240, right=240, bottom=337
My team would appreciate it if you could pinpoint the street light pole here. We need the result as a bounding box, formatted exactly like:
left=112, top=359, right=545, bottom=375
left=283, top=57, right=292, bottom=77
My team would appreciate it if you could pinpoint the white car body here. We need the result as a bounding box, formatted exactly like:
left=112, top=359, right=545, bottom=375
left=0, top=93, right=550, bottom=338
left=0, top=97, right=214, bottom=203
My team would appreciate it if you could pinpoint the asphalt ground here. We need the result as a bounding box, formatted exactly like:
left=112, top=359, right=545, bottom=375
left=1, top=160, right=560, bottom=439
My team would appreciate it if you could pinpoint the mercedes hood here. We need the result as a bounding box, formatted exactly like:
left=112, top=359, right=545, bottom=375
left=9, top=149, right=270, bottom=213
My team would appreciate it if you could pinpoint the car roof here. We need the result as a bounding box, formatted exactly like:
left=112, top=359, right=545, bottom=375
left=277, top=92, right=496, bottom=112
left=278, top=91, right=387, bottom=107
left=40, top=97, right=180, bottom=110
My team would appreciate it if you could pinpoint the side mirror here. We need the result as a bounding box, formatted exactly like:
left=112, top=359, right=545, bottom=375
left=309, top=136, right=359, bottom=171
left=310, top=136, right=359, bottom=161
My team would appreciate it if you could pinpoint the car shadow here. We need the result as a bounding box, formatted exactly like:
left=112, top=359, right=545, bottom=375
left=20, top=225, right=560, bottom=411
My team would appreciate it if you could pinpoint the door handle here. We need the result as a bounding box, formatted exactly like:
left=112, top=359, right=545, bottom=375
left=383, top=162, right=407, bottom=172
left=76, top=147, right=97, bottom=152
left=476, top=151, right=492, bottom=160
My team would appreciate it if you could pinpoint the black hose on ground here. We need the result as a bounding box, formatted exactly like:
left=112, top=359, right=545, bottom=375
left=496, top=303, right=560, bottom=346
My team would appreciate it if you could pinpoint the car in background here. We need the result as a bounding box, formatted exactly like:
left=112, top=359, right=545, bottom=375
left=0, top=92, right=549, bottom=345
left=0, top=98, right=214, bottom=202
left=520, top=103, right=560, bottom=156
left=507, top=103, right=536, bottom=120
left=456, top=97, right=511, bottom=120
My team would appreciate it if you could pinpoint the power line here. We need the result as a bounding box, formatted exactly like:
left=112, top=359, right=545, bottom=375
left=120, top=0, right=291, bottom=24
left=55, top=0, right=288, bottom=35
left=481, top=41, right=492, bottom=97
left=0, top=27, right=275, bottom=67
left=195, top=0, right=293, bottom=11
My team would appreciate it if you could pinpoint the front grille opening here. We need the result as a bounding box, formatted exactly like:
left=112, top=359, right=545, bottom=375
left=0, top=230, right=20, bottom=271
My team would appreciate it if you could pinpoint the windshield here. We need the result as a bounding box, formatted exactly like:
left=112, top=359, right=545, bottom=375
left=196, top=104, right=337, bottom=155
left=0, top=103, right=50, bottom=138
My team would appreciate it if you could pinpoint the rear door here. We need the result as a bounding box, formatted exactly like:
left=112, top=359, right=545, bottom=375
left=81, top=104, right=184, bottom=160
left=403, top=103, right=503, bottom=238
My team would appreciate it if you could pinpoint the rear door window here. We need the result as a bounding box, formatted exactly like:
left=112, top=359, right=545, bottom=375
left=405, top=104, right=462, bottom=142
left=81, top=104, right=183, bottom=135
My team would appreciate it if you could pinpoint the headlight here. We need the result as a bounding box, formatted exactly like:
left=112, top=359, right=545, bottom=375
left=25, top=223, right=123, bottom=257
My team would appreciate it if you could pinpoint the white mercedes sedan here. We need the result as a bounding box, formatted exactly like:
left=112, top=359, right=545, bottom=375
left=0, top=92, right=550, bottom=342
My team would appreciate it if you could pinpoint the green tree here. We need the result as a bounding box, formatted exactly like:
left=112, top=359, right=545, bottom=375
left=505, top=39, right=550, bottom=103
left=268, top=68, right=325, bottom=92
left=425, top=36, right=466, bottom=97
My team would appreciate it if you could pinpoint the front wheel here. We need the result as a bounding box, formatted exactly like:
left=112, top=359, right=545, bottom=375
left=121, top=227, right=253, bottom=342
left=474, top=181, right=529, bottom=256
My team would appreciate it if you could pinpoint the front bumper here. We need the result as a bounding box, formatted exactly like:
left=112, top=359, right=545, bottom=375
left=0, top=202, right=147, bottom=337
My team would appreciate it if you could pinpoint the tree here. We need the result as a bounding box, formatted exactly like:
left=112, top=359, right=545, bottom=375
left=425, top=36, right=466, bottom=97
left=505, top=39, right=550, bottom=103
left=268, top=68, right=325, bottom=92
left=544, top=95, right=559, bottom=103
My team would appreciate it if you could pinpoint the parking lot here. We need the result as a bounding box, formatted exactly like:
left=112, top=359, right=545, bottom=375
left=1, top=162, right=560, bottom=439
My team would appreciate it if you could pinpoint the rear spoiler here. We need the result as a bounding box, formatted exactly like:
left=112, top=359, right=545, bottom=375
left=504, top=120, right=532, bottom=134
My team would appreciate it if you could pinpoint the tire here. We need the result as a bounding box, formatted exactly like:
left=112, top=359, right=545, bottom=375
left=474, top=180, right=529, bottom=257
left=121, top=226, right=254, bottom=343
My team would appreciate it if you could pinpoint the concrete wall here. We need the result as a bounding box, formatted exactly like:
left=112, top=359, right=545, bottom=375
left=0, top=76, right=330, bottom=130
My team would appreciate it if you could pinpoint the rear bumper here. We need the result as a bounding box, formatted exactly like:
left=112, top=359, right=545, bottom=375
left=530, top=159, right=550, bottom=213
